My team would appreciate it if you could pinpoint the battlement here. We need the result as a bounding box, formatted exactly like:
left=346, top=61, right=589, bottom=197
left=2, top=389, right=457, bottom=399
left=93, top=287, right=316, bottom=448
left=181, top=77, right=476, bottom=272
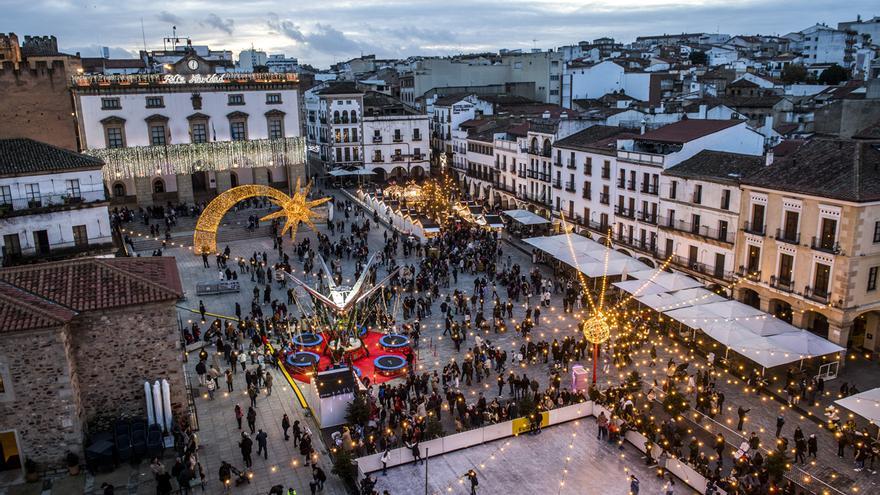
left=0, top=58, right=70, bottom=75
left=22, top=35, right=59, bottom=56
left=0, top=33, right=23, bottom=64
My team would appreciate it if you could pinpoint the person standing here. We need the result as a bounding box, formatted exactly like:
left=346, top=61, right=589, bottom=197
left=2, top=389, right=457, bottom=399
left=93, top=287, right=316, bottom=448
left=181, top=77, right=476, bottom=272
left=380, top=448, right=390, bottom=475
left=292, top=420, right=302, bottom=447
left=465, top=470, right=478, bottom=495
left=248, top=384, right=258, bottom=408
left=808, top=433, right=818, bottom=459
left=239, top=432, right=253, bottom=468
left=256, top=429, right=268, bottom=460
left=282, top=414, right=291, bottom=441
left=264, top=372, right=273, bottom=396
left=234, top=404, right=243, bottom=429
left=226, top=369, right=234, bottom=392
left=247, top=406, right=257, bottom=434
left=629, top=474, right=640, bottom=495
left=312, top=465, right=326, bottom=490
left=737, top=406, right=750, bottom=431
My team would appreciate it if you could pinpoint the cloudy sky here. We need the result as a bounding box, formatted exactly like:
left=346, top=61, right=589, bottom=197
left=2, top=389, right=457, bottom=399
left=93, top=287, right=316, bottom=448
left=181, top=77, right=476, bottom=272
left=3, top=0, right=876, bottom=68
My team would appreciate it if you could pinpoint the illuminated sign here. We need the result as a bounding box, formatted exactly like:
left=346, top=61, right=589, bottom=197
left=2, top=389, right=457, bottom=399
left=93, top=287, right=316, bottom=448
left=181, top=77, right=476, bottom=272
left=162, top=73, right=229, bottom=84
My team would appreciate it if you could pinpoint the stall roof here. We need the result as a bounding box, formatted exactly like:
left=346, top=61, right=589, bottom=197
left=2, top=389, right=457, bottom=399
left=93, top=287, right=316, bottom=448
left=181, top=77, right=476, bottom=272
left=328, top=169, right=376, bottom=176
left=630, top=269, right=704, bottom=292
left=503, top=209, right=551, bottom=225
left=483, top=214, right=505, bottom=228
left=836, top=388, right=880, bottom=426
left=612, top=279, right=670, bottom=297
left=635, top=288, right=724, bottom=312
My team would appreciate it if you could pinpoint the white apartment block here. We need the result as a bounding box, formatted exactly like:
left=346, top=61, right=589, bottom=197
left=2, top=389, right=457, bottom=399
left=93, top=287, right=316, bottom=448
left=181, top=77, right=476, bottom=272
left=562, top=60, right=674, bottom=108
left=798, top=24, right=857, bottom=67
left=427, top=94, right=494, bottom=168
left=0, top=139, right=112, bottom=265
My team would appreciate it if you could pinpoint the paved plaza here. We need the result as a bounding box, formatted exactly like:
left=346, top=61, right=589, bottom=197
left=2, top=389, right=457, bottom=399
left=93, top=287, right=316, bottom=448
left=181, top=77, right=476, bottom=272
left=94, top=188, right=880, bottom=495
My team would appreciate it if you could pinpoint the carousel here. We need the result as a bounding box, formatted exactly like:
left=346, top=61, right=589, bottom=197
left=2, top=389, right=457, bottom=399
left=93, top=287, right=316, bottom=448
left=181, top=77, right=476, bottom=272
left=281, top=253, right=414, bottom=383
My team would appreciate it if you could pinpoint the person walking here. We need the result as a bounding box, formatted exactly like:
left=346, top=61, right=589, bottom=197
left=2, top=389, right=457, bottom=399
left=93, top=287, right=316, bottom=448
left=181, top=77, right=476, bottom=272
left=239, top=432, right=253, bottom=468
left=282, top=414, right=291, bottom=441
left=292, top=420, right=302, bottom=447
left=256, top=429, right=268, bottom=460
left=264, top=372, right=273, bottom=396
left=312, top=465, right=326, bottom=490
left=248, top=384, right=258, bottom=408
left=247, top=406, right=257, bottom=434
left=380, top=448, right=390, bottom=475
left=234, top=404, right=243, bottom=429
left=808, top=433, right=818, bottom=459
left=775, top=414, right=785, bottom=438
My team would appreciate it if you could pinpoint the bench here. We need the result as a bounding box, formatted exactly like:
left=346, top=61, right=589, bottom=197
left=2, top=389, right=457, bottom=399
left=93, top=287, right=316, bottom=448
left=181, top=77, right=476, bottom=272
left=196, top=280, right=241, bottom=296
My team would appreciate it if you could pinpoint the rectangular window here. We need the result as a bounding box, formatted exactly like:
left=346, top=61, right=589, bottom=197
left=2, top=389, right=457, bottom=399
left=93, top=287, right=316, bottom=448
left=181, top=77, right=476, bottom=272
left=150, top=125, right=167, bottom=145
left=813, top=263, right=831, bottom=296
left=101, top=97, right=121, bottom=110
left=413, top=129, right=421, bottom=140
left=0, top=185, right=11, bottom=206
left=266, top=93, right=282, bottom=104
left=228, top=94, right=245, bottom=105
left=65, top=179, right=81, bottom=199
left=25, top=183, right=40, bottom=206
left=601, top=161, right=610, bottom=179
left=868, top=267, right=878, bottom=291
left=72, top=225, right=88, bottom=247
left=145, top=96, right=164, bottom=108
left=747, top=245, right=761, bottom=273
left=584, top=157, right=592, bottom=175
left=693, top=184, right=703, bottom=204
left=268, top=119, right=283, bottom=139
left=874, top=221, right=880, bottom=243
left=230, top=122, right=247, bottom=141
left=670, top=181, right=677, bottom=200
left=751, top=204, right=765, bottom=233
left=106, top=127, right=124, bottom=148
left=819, top=218, right=837, bottom=249
left=721, top=189, right=731, bottom=210
left=191, top=123, right=208, bottom=143
left=778, top=253, right=794, bottom=284
left=3, top=234, right=21, bottom=257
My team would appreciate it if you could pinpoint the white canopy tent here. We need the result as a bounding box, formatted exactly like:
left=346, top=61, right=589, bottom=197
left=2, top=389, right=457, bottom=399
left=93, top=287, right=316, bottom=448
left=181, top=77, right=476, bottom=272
left=762, top=331, right=845, bottom=357
left=503, top=209, right=551, bottom=225
left=635, top=288, right=725, bottom=312
left=612, top=279, right=669, bottom=297
left=329, top=169, right=376, bottom=176
left=630, top=269, right=704, bottom=292
left=665, top=300, right=765, bottom=330
left=836, top=388, right=880, bottom=426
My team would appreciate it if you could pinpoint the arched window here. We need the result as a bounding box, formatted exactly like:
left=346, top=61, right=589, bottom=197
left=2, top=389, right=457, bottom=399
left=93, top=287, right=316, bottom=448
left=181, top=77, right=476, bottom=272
left=530, top=137, right=538, bottom=152
left=543, top=139, right=552, bottom=155
left=342, top=110, right=349, bottom=123
left=112, top=183, right=126, bottom=198
left=350, top=110, right=358, bottom=123
left=152, top=178, right=165, bottom=194
left=333, top=110, right=340, bottom=124
left=230, top=172, right=239, bottom=188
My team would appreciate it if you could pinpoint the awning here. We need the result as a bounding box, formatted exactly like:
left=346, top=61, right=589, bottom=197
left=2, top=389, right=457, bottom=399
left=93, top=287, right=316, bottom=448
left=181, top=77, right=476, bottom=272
left=503, top=209, right=550, bottom=225
left=482, top=214, right=505, bottom=228
left=664, top=300, right=764, bottom=329
left=761, top=331, right=845, bottom=357
left=836, top=388, right=880, bottom=425
left=578, top=257, right=650, bottom=277
left=613, top=279, right=669, bottom=297
left=630, top=269, right=704, bottom=292
left=635, top=288, right=724, bottom=312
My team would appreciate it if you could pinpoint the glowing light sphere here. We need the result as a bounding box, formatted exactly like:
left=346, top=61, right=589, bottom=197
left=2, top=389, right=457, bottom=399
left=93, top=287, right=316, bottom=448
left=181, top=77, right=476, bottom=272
left=582, top=313, right=612, bottom=344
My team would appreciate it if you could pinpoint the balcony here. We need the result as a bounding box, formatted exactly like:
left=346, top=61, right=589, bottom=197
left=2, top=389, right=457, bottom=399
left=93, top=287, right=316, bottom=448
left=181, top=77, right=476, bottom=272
left=391, top=155, right=404, bottom=162
left=737, top=266, right=762, bottom=280
left=810, top=236, right=841, bottom=254
left=637, top=211, right=657, bottom=225
left=617, top=178, right=626, bottom=189
left=582, top=190, right=592, bottom=200
left=393, top=136, right=403, bottom=143
left=552, top=179, right=562, bottom=189
left=517, top=169, right=527, bottom=178
left=373, top=136, right=383, bottom=143
left=0, top=190, right=106, bottom=218
left=529, top=148, right=552, bottom=158
left=412, top=153, right=424, bottom=160
left=641, top=184, right=659, bottom=195
left=412, top=134, right=422, bottom=141
left=518, top=191, right=552, bottom=207
left=566, top=160, right=577, bottom=170
left=659, top=217, right=735, bottom=244
left=565, top=181, right=576, bottom=193
left=743, top=221, right=766, bottom=236
left=599, top=193, right=610, bottom=205
left=775, top=228, right=801, bottom=245
left=692, top=193, right=702, bottom=204
left=554, top=160, right=563, bottom=168
left=769, top=276, right=794, bottom=293
left=669, top=255, right=734, bottom=281
left=601, top=168, right=611, bottom=180
left=627, top=180, right=636, bottom=191
left=617, top=150, right=665, bottom=167
left=616, top=234, right=658, bottom=255
left=614, top=205, right=635, bottom=219
left=492, top=182, right=516, bottom=194
left=804, top=286, right=830, bottom=303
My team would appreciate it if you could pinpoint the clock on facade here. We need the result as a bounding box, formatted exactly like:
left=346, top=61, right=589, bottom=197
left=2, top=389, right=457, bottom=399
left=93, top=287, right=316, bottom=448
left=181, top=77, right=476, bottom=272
left=187, top=59, right=199, bottom=71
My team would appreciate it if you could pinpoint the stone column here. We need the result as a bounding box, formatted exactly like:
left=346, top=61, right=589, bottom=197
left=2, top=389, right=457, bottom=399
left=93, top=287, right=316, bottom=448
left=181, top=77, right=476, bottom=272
left=828, top=323, right=849, bottom=347
left=134, top=177, right=154, bottom=206
left=176, top=174, right=194, bottom=204
left=253, top=167, right=270, bottom=186
left=287, top=163, right=306, bottom=191
left=215, top=171, right=232, bottom=194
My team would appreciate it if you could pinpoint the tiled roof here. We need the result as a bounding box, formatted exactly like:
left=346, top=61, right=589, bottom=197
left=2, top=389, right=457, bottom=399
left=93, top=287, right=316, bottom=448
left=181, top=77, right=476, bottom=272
left=0, top=258, right=183, bottom=323
left=638, top=119, right=744, bottom=144
left=0, top=139, right=103, bottom=177
left=553, top=125, right=632, bottom=152
left=0, top=281, right=77, bottom=333
left=729, top=79, right=760, bottom=88
left=744, top=139, right=880, bottom=202
left=853, top=121, right=880, bottom=140
left=317, top=81, right=363, bottom=95
left=771, top=139, right=807, bottom=157
left=664, top=150, right=764, bottom=183
left=433, top=93, right=472, bottom=106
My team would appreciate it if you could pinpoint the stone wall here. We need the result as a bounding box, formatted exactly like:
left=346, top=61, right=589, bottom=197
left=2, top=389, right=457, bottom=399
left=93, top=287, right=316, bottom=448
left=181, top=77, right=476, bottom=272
left=68, top=301, right=186, bottom=430
left=0, top=59, right=78, bottom=150
left=0, top=327, right=84, bottom=467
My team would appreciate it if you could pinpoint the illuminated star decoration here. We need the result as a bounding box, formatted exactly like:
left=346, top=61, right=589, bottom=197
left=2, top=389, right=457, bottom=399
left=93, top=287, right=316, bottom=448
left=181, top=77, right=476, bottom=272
left=260, top=178, right=331, bottom=237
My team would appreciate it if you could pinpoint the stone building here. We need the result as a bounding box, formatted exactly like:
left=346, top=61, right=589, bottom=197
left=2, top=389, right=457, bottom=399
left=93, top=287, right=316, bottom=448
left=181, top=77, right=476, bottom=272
left=0, top=33, right=81, bottom=151
left=0, top=257, right=184, bottom=473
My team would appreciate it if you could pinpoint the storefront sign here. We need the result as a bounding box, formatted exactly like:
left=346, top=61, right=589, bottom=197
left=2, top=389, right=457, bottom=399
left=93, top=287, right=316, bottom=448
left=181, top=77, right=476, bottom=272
left=162, top=73, right=228, bottom=85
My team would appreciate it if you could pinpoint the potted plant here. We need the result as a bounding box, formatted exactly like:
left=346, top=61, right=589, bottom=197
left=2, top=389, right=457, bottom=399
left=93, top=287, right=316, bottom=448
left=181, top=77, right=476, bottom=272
left=24, top=458, right=39, bottom=482
left=66, top=451, right=80, bottom=476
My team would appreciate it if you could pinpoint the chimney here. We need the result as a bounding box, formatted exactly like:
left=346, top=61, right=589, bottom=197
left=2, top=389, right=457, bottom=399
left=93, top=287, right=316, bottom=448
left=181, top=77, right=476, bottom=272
left=765, top=149, right=774, bottom=166
left=640, top=119, right=647, bottom=135
left=698, top=104, right=707, bottom=119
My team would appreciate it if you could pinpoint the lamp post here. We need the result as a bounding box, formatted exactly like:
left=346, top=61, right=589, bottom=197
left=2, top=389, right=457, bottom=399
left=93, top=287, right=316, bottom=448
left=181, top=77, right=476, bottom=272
left=582, top=314, right=612, bottom=385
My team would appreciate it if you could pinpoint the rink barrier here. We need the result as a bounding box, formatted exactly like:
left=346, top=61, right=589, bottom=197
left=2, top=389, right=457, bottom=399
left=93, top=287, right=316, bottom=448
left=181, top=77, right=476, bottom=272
left=356, top=401, right=726, bottom=495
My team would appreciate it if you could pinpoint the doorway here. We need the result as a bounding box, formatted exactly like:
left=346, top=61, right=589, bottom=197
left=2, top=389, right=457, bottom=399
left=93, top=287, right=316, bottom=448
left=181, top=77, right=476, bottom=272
left=0, top=431, right=21, bottom=480
left=32, top=230, right=49, bottom=255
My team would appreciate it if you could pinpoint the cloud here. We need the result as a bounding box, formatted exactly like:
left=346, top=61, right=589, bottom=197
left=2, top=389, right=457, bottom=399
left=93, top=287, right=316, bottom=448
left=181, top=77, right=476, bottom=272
left=156, top=11, right=183, bottom=26
left=66, top=45, right=140, bottom=58
left=267, top=12, right=306, bottom=42
left=306, top=24, right=365, bottom=55
left=202, top=13, right=234, bottom=36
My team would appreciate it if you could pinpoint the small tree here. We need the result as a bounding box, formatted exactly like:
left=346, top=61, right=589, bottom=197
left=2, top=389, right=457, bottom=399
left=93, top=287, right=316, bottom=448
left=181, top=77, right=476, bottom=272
left=765, top=448, right=792, bottom=482
left=424, top=415, right=444, bottom=440
left=344, top=392, right=370, bottom=427
left=517, top=392, right=537, bottom=419
left=662, top=385, right=690, bottom=418
left=780, top=64, right=808, bottom=84
left=330, top=448, right=358, bottom=486
left=689, top=51, right=708, bottom=66
left=819, top=64, right=849, bottom=85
